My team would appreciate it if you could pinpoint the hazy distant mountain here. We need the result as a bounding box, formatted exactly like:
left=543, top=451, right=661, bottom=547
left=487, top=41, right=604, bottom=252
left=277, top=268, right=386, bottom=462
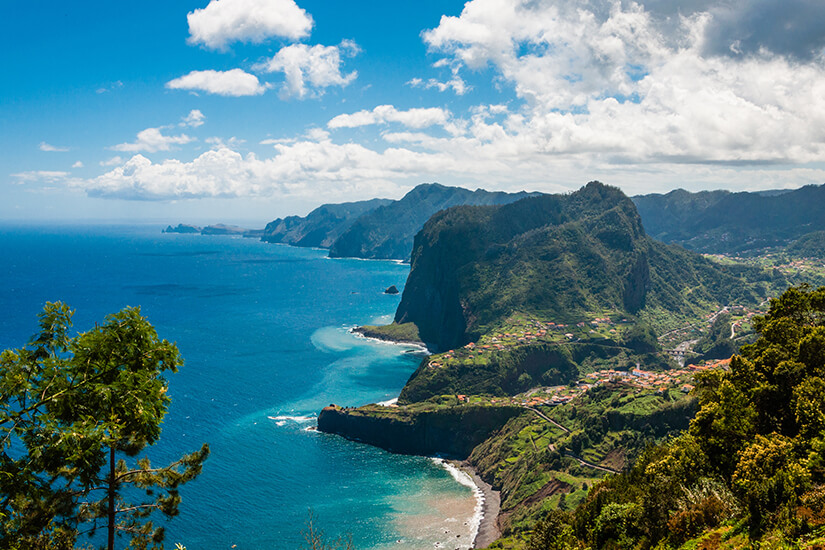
left=327, top=183, right=540, bottom=261
left=261, top=198, right=392, bottom=248
left=632, top=184, right=825, bottom=254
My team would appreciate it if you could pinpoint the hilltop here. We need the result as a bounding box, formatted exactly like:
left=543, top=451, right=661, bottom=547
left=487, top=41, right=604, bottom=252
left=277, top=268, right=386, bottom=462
left=394, top=182, right=781, bottom=353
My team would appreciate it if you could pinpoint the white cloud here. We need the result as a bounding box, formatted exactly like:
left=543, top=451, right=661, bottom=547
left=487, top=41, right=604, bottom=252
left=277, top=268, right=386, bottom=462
left=408, top=61, right=469, bottom=95
left=187, top=0, right=313, bottom=50
left=39, top=142, right=69, bottom=152
left=328, top=105, right=453, bottom=130
left=96, top=81, right=123, bottom=94
left=418, top=0, right=825, bottom=166
left=111, top=127, right=195, bottom=153
left=100, top=156, right=124, bottom=167
left=205, top=136, right=246, bottom=149
left=257, top=41, right=359, bottom=99
left=181, top=109, right=206, bottom=127
left=12, top=170, right=70, bottom=183
left=166, top=69, right=266, bottom=97
left=72, top=161, right=84, bottom=168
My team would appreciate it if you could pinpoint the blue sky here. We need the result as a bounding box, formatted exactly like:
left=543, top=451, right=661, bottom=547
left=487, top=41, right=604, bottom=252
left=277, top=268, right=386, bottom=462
left=4, top=0, right=825, bottom=225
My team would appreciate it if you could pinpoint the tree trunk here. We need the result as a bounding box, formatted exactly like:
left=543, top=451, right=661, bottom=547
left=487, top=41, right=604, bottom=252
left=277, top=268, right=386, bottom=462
left=108, top=446, right=115, bottom=550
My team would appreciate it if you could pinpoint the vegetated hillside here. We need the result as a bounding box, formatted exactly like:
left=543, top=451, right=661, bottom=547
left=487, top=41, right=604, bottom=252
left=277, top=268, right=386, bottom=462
left=788, top=230, right=825, bottom=259
left=261, top=198, right=392, bottom=248
left=328, top=183, right=539, bottom=261
left=632, top=184, right=825, bottom=254
left=395, top=182, right=783, bottom=352
left=528, top=285, right=825, bottom=550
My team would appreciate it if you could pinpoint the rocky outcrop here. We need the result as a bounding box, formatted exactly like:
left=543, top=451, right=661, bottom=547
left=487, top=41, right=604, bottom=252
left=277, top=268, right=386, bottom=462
left=163, top=224, right=201, bottom=234
left=317, top=404, right=522, bottom=458
left=384, top=285, right=399, bottom=295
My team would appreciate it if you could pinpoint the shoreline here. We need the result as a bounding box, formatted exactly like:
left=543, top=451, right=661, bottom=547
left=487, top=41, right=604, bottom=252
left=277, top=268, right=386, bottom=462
left=460, top=462, right=501, bottom=549
left=349, top=326, right=430, bottom=353
left=435, top=459, right=501, bottom=549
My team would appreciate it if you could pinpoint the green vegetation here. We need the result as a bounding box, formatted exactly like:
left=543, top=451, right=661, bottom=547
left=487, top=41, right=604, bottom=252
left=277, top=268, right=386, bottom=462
left=0, top=303, right=208, bottom=550
left=395, top=182, right=785, bottom=352
left=470, top=385, right=696, bottom=538
left=353, top=322, right=421, bottom=344
left=632, top=184, right=825, bottom=255
left=329, top=183, right=537, bottom=260
left=524, top=285, right=825, bottom=549
left=262, top=198, right=393, bottom=248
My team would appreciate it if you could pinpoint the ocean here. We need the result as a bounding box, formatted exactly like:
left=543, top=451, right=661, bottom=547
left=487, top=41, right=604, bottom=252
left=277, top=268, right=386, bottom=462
left=0, top=224, right=479, bottom=549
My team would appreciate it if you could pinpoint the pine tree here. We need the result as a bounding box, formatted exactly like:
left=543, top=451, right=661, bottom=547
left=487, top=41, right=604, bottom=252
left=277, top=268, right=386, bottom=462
left=0, top=302, right=208, bottom=549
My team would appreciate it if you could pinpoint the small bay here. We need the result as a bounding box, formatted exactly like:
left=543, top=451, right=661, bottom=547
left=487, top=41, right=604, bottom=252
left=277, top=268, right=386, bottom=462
left=0, top=224, right=477, bottom=549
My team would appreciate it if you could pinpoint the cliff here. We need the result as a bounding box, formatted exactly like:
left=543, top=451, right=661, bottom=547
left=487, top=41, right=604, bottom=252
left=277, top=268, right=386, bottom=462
left=327, top=183, right=540, bottom=261
left=317, top=403, right=522, bottom=458
left=261, top=198, right=392, bottom=248
left=394, top=182, right=781, bottom=352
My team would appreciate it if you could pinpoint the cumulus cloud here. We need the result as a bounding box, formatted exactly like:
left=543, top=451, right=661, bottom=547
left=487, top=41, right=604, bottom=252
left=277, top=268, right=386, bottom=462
left=257, top=40, right=359, bottom=99
left=328, top=105, right=453, bottom=130
left=81, top=145, right=441, bottom=200
left=187, top=0, right=313, bottom=50
left=39, top=142, right=69, bottom=152
left=111, top=127, right=195, bottom=153
left=72, top=161, right=84, bottom=168
left=181, top=109, right=206, bottom=127
left=166, top=69, right=266, bottom=96
left=419, top=0, right=825, bottom=165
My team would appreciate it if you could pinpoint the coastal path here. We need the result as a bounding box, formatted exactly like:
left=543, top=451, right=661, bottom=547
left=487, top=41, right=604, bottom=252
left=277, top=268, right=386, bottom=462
left=563, top=452, right=619, bottom=474
left=525, top=406, right=570, bottom=434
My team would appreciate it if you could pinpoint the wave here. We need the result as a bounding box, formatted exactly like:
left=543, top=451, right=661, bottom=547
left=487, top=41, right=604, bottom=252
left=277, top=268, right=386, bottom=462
left=267, top=414, right=316, bottom=423
left=431, top=459, right=484, bottom=545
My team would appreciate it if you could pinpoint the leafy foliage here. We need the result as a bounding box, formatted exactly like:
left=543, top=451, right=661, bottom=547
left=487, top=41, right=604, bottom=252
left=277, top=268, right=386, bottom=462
left=528, top=285, right=825, bottom=549
left=0, top=303, right=208, bottom=549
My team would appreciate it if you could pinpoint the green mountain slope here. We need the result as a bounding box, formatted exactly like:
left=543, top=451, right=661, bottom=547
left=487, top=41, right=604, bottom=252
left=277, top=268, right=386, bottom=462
left=395, top=182, right=782, bottom=352
left=632, top=184, right=825, bottom=254
left=327, top=183, right=539, bottom=261
left=261, top=198, right=392, bottom=248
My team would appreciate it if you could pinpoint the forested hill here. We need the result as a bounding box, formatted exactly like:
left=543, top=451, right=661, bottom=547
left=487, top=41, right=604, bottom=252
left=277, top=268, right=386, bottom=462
left=632, top=184, right=825, bottom=254
left=327, top=183, right=539, bottom=260
left=261, top=198, right=392, bottom=248
left=395, top=182, right=782, bottom=351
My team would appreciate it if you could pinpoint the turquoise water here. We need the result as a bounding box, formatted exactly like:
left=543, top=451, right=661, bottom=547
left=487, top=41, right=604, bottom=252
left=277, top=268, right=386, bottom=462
left=0, top=225, right=477, bottom=549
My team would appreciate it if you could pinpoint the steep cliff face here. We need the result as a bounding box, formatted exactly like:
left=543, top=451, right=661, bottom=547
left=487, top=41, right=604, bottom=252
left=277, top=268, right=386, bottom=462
left=394, top=182, right=649, bottom=350
left=393, top=182, right=780, bottom=352
left=317, top=404, right=522, bottom=458
left=328, top=183, right=539, bottom=261
left=261, top=198, right=392, bottom=248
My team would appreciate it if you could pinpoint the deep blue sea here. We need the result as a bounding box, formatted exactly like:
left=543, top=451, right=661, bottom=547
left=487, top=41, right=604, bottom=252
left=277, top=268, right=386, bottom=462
left=0, top=225, right=478, bottom=549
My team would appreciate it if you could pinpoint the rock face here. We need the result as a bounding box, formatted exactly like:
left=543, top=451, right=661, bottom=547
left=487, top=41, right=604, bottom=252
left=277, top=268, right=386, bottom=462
left=384, top=285, right=399, bottom=294
left=328, top=183, right=540, bottom=261
left=632, top=184, right=825, bottom=254
left=163, top=224, right=201, bottom=234
left=317, top=404, right=522, bottom=458
left=261, top=198, right=393, bottom=248
left=394, top=182, right=780, bottom=352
